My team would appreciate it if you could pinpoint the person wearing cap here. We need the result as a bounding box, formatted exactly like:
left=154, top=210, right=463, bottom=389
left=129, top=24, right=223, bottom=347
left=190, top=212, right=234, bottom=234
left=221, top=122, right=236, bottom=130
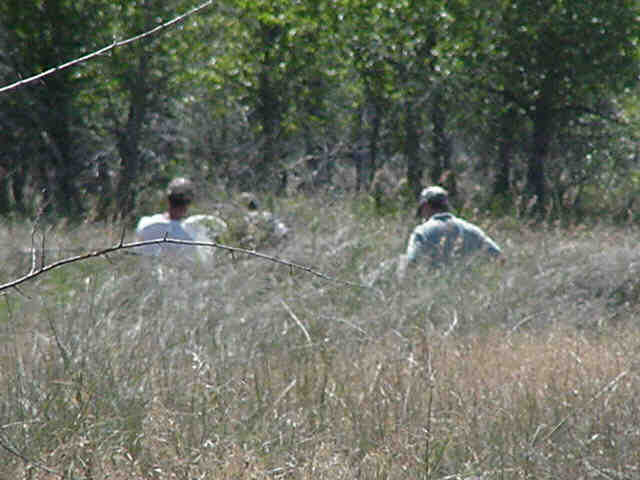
left=135, top=177, right=197, bottom=257
left=405, top=185, right=501, bottom=269
left=237, top=192, right=289, bottom=249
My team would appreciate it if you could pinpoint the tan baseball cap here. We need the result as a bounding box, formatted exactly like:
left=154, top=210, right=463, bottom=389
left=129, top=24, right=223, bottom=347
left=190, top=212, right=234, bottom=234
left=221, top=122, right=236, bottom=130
left=418, top=185, right=448, bottom=207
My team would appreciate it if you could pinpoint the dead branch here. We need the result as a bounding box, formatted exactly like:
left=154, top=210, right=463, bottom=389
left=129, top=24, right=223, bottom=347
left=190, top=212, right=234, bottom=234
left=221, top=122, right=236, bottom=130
left=0, top=0, right=214, bottom=94
left=0, top=433, right=62, bottom=478
left=534, top=370, right=629, bottom=447
left=0, top=237, right=377, bottom=294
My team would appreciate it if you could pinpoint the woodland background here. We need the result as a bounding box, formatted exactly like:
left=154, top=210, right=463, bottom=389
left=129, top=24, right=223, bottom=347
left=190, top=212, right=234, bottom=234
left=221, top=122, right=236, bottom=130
left=1, top=0, right=640, bottom=222
left=2, top=2, right=640, bottom=479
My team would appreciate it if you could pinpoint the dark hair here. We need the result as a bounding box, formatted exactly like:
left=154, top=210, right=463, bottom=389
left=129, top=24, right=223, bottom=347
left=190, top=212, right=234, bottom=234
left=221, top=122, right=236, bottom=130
left=428, top=195, right=449, bottom=211
left=168, top=194, right=191, bottom=207
left=166, top=177, right=194, bottom=206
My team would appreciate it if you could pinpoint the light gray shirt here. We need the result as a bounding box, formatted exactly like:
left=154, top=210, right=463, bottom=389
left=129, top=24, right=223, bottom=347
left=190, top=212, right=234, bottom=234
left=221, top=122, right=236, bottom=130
left=406, top=213, right=501, bottom=267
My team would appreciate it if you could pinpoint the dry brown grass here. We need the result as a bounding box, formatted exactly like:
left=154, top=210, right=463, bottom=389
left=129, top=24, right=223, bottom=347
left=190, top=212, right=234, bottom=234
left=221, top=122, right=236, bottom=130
left=1, top=194, right=640, bottom=479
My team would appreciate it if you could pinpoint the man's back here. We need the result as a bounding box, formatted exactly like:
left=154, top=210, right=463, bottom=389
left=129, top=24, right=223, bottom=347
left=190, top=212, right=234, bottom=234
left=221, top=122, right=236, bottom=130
left=407, top=213, right=501, bottom=267
left=135, top=213, right=194, bottom=257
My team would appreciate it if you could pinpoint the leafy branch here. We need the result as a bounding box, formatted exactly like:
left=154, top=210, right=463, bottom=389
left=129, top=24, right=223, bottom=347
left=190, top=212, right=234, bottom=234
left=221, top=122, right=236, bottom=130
left=0, top=0, right=214, bottom=94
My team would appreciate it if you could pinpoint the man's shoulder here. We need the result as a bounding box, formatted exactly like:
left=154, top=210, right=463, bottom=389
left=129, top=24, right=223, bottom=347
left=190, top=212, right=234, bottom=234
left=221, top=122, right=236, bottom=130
left=137, top=213, right=169, bottom=230
left=415, top=213, right=454, bottom=232
left=450, top=216, right=487, bottom=235
left=136, top=214, right=180, bottom=241
left=452, top=216, right=501, bottom=254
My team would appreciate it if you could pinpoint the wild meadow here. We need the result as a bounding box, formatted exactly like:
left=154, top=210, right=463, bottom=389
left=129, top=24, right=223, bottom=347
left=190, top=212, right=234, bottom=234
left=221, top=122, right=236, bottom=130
left=1, top=191, right=639, bottom=479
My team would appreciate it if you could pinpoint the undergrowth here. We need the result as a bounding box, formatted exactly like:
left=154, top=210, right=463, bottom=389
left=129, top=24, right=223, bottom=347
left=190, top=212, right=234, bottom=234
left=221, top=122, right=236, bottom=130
left=1, top=193, right=639, bottom=479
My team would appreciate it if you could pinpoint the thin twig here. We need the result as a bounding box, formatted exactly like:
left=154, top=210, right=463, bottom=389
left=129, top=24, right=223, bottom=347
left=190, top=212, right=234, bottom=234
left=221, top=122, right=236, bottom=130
left=29, top=228, right=37, bottom=275
left=40, top=227, right=47, bottom=270
left=48, top=314, right=71, bottom=369
left=119, top=226, right=127, bottom=247
left=0, top=433, right=62, bottom=478
left=0, top=0, right=214, bottom=94
left=535, top=370, right=628, bottom=446
left=508, top=314, right=537, bottom=335
left=273, top=378, right=297, bottom=408
left=0, top=237, right=377, bottom=294
left=443, top=309, right=458, bottom=337
left=280, top=299, right=312, bottom=346
left=7, top=285, right=31, bottom=300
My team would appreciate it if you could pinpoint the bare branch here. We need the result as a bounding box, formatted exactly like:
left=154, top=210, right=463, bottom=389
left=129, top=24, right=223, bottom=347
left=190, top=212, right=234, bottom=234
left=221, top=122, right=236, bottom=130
left=535, top=370, right=628, bottom=447
left=40, top=227, right=47, bottom=270
left=0, top=0, right=214, bottom=94
left=29, top=229, right=37, bottom=275
left=0, top=237, right=377, bottom=294
left=280, top=299, right=312, bottom=346
left=119, top=226, right=127, bottom=248
left=0, top=433, right=62, bottom=478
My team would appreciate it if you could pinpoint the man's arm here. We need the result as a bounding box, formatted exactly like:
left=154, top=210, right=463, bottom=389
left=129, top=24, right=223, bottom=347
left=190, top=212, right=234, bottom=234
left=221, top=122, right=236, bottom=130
left=406, top=230, right=422, bottom=263
left=397, top=228, right=422, bottom=280
left=483, top=235, right=501, bottom=257
left=459, top=219, right=501, bottom=257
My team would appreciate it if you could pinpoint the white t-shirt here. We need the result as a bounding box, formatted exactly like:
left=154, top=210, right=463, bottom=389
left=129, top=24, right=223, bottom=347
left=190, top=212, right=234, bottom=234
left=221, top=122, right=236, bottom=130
left=135, top=213, right=228, bottom=261
left=135, top=213, right=196, bottom=257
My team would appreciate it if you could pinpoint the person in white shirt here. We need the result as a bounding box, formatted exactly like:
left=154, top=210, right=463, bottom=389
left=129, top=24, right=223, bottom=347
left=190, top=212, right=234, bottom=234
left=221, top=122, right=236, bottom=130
left=135, top=177, right=198, bottom=257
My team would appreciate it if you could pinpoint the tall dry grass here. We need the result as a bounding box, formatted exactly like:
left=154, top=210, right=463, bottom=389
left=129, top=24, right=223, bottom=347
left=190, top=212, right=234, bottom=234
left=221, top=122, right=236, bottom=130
left=1, top=193, right=639, bottom=479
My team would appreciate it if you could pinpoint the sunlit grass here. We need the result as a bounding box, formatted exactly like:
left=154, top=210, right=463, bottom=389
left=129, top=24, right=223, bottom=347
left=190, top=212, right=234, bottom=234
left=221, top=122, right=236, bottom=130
left=1, top=193, right=639, bottom=479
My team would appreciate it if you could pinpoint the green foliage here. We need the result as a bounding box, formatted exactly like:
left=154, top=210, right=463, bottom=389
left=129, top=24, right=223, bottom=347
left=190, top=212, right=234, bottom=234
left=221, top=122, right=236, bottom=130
left=455, top=0, right=640, bottom=209
left=487, top=192, right=518, bottom=217
left=481, top=0, right=640, bottom=102
left=1, top=0, right=640, bottom=221
left=0, top=0, right=115, bottom=217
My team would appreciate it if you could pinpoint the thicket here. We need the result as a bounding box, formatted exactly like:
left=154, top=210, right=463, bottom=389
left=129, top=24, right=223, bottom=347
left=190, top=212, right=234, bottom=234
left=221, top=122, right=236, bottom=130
left=1, top=191, right=640, bottom=479
left=2, top=1, right=640, bottom=478
left=1, top=0, right=639, bottom=223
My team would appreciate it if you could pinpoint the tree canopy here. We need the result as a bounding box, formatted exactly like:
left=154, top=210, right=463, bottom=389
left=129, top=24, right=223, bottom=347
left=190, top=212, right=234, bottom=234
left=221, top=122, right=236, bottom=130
left=1, top=0, right=638, bottom=221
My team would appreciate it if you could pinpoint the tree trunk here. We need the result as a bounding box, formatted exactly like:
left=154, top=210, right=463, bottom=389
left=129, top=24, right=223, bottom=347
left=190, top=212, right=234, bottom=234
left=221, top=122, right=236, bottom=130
left=255, top=70, right=281, bottom=191
left=493, top=107, right=516, bottom=197
left=254, top=24, right=283, bottom=191
left=527, top=104, right=551, bottom=213
left=351, top=107, right=365, bottom=192
left=115, top=138, right=140, bottom=221
left=114, top=49, right=150, bottom=221
left=47, top=126, right=81, bottom=218
left=115, top=116, right=142, bottom=221
left=115, top=98, right=145, bottom=221
left=11, top=164, right=27, bottom=215
left=405, top=100, right=422, bottom=200
left=94, top=157, right=113, bottom=221
left=350, top=148, right=369, bottom=193
left=368, top=100, right=381, bottom=188
left=0, top=171, right=11, bottom=216
left=430, top=87, right=455, bottom=197
left=41, top=75, right=83, bottom=218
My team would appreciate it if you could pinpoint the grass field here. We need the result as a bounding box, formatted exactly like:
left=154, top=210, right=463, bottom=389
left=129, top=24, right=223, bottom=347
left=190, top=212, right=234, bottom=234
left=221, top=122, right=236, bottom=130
left=1, top=192, right=639, bottom=479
